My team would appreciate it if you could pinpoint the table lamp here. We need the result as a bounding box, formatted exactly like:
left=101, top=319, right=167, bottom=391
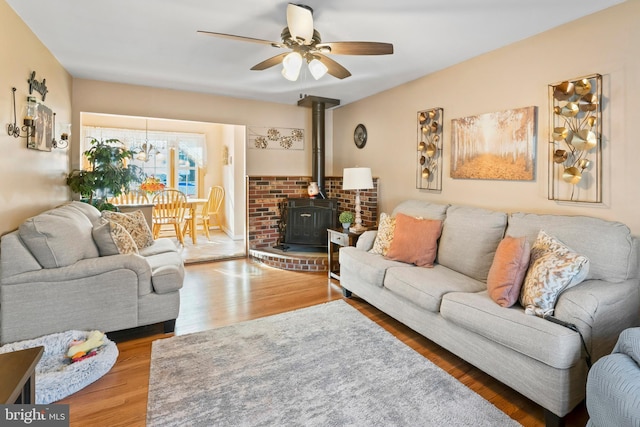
left=342, top=167, right=374, bottom=232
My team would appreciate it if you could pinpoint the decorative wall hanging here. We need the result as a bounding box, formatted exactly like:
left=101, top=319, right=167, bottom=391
left=222, top=145, right=229, bottom=165
left=451, top=106, right=537, bottom=181
left=416, top=108, right=443, bottom=190
left=247, top=127, right=304, bottom=150
left=548, top=74, right=602, bottom=203
left=27, top=101, right=53, bottom=152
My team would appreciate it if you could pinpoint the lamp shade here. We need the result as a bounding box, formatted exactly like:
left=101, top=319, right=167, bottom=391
left=282, top=52, right=303, bottom=81
left=308, top=58, right=328, bottom=80
left=343, top=167, right=373, bottom=190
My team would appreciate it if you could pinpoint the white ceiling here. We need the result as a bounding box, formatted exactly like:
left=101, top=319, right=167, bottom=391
left=7, top=0, right=624, bottom=106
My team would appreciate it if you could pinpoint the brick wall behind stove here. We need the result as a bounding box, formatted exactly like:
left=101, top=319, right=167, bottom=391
left=248, top=176, right=379, bottom=250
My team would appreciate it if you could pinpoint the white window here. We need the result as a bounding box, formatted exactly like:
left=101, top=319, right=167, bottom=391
left=81, top=126, right=206, bottom=197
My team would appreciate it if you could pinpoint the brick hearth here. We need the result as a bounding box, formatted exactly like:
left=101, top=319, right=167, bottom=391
left=247, top=175, right=379, bottom=271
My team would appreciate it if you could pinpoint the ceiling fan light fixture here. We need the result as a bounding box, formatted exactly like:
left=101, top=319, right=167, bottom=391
left=308, top=58, right=328, bottom=80
left=282, top=51, right=303, bottom=81
left=286, top=3, right=314, bottom=44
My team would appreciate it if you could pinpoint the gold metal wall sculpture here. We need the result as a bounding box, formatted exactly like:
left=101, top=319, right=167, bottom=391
left=548, top=74, right=602, bottom=202
left=417, top=108, right=443, bottom=191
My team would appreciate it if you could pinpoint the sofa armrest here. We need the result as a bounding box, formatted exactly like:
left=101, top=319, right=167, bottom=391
left=555, top=279, right=640, bottom=362
left=1, top=254, right=153, bottom=295
left=355, top=230, right=377, bottom=251
left=151, top=265, right=184, bottom=294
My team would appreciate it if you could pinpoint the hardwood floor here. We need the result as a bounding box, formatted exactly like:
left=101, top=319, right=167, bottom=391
left=59, top=258, right=588, bottom=426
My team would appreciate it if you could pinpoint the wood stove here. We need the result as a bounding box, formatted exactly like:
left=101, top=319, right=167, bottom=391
left=283, top=198, right=337, bottom=249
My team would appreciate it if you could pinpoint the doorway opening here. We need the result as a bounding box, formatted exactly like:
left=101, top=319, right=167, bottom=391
left=79, top=112, right=247, bottom=263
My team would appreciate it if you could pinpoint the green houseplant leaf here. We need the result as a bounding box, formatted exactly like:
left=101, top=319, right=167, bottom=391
left=66, top=138, right=145, bottom=209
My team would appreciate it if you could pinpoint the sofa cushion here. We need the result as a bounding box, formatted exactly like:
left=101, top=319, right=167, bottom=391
left=18, top=204, right=100, bottom=268
left=386, top=214, right=442, bottom=267
left=339, top=247, right=405, bottom=288
left=64, top=201, right=102, bottom=224
left=138, top=238, right=179, bottom=257
left=391, top=199, right=449, bottom=220
left=487, top=236, right=531, bottom=307
left=440, top=290, right=583, bottom=369
left=92, top=220, right=139, bottom=256
left=520, top=230, right=589, bottom=317
left=102, top=210, right=154, bottom=249
left=383, top=265, right=485, bottom=313
left=437, top=205, right=507, bottom=282
left=507, top=212, right=633, bottom=282
left=369, top=213, right=395, bottom=256
left=355, top=230, right=377, bottom=252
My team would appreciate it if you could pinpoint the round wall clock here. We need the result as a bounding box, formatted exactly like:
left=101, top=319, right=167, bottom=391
left=353, top=124, right=367, bottom=149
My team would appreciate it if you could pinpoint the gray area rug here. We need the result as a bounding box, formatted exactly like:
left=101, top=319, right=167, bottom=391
left=147, top=300, right=521, bottom=426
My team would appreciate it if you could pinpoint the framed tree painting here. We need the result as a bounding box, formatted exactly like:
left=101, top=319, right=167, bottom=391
left=451, top=106, right=537, bottom=180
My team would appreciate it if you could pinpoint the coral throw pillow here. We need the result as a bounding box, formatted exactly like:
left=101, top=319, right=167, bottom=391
left=520, top=230, right=590, bottom=317
left=369, top=213, right=396, bottom=256
left=385, top=213, right=442, bottom=267
left=487, top=236, right=531, bottom=307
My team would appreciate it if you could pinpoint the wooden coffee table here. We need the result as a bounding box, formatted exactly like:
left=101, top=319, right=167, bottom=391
left=0, top=346, right=44, bottom=404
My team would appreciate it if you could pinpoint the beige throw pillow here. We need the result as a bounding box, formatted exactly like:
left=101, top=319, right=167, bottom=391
left=102, top=210, right=154, bottom=249
left=369, top=213, right=396, bottom=256
left=93, top=220, right=139, bottom=256
left=519, top=230, right=590, bottom=317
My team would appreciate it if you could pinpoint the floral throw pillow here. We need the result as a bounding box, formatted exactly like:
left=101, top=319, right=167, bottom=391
left=93, top=220, right=139, bottom=256
left=102, top=210, right=154, bottom=249
left=519, top=230, right=590, bottom=317
left=369, top=213, right=396, bottom=256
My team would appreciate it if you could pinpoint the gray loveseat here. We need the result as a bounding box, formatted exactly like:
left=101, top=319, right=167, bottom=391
left=0, top=201, right=184, bottom=345
left=339, top=200, right=640, bottom=426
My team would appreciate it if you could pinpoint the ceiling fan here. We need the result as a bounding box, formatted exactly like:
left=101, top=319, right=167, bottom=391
left=198, top=3, right=393, bottom=81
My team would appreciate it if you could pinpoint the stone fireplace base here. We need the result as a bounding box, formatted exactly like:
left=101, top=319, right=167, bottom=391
left=249, top=247, right=328, bottom=272
left=247, top=175, right=378, bottom=272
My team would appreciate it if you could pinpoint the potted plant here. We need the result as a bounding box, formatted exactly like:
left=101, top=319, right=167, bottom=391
left=66, top=138, right=145, bottom=210
left=339, top=211, right=355, bottom=230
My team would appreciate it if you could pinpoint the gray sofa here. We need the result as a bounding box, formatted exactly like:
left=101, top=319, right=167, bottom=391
left=586, top=327, right=640, bottom=426
left=0, top=201, right=184, bottom=345
left=339, top=200, right=640, bottom=426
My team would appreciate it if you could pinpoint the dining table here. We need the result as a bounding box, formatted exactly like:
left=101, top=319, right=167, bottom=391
left=115, top=197, right=208, bottom=244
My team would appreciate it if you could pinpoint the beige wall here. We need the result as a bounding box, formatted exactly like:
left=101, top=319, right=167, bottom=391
left=71, top=79, right=325, bottom=176
left=332, top=1, right=640, bottom=234
left=0, top=0, right=72, bottom=236
left=80, top=113, right=226, bottom=193
left=71, top=80, right=334, bottom=238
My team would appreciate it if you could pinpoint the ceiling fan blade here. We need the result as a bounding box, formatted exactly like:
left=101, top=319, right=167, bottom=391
left=316, top=41, right=394, bottom=55
left=286, top=3, right=314, bottom=44
left=250, top=52, right=290, bottom=71
left=197, top=30, right=283, bottom=48
left=316, top=54, right=351, bottom=80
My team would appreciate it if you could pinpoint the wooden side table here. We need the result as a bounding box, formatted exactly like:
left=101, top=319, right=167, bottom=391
left=0, top=345, right=44, bottom=404
left=327, top=228, right=363, bottom=281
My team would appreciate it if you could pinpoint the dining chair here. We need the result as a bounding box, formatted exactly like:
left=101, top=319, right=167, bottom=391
left=183, top=186, right=224, bottom=241
left=108, top=190, right=150, bottom=205
left=152, top=189, right=187, bottom=244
